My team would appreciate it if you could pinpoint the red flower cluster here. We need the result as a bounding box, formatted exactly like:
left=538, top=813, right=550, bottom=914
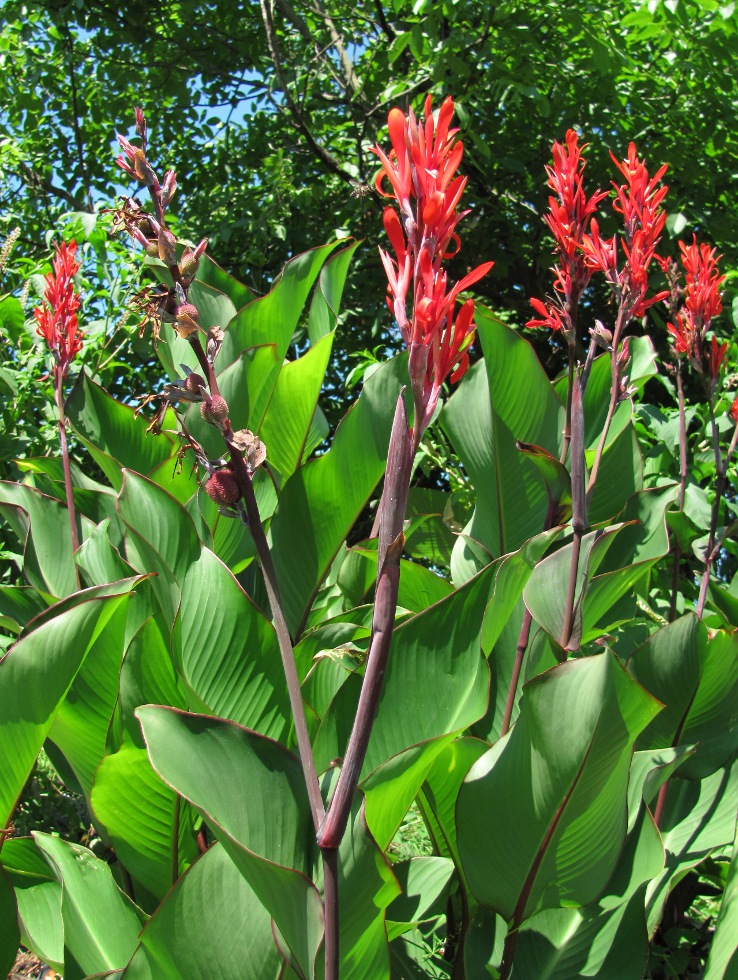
left=33, top=241, right=83, bottom=378
left=374, top=96, right=493, bottom=434
left=667, top=237, right=726, bottom=383
left=581, top=143, right=669, bottom=319
left=527, top=130, right=606, bottom=332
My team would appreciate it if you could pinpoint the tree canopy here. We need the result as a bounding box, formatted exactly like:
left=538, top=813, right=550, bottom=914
left=2, top=0, right=737, bottom=390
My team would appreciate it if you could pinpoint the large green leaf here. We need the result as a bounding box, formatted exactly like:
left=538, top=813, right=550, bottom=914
left=629, top=616, right=738, bottom=777
left=0, top=581, right=137, bottom=828
left=646, top=759, right=738, bottom=933
left=91, top=744, right=200, bottom=901
left=308, top=240, right=360, bottom=344
left=271, top=353, right=409, bottom=637
left=259, top=330, right=335, bottom=482
left=523, top=525, right=627, bottom=651
left=118, top=470, right=201, bottom=624
left=121, top=843, right=282, bottom=980
left=0, top=863, right=18, bottom=978
left=1, top=837, right=63, bottom=972
left=704, top=817, right=738, bottom=979
left=48, top=601, right=129, bottom=796
left=177, top=547, right=290, bottom=738
left=0, top=481, right=95, bottom=597
left=441, top=310, right=564, bottom=572
left=418, top=737, right=488, bottom=868
left=34, top=833, right=144, bottom=979
left=314, top=563, right=494, bottom=781
left=457, top=652, right=661, bottom=924
left=138, top=706, right=323, bottom=978
left=221, top=241, right=339, bottom=366
left=66, top=372, right=179, bottom=491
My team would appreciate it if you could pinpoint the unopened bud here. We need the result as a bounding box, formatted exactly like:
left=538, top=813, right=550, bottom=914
left=205, top=470, right=240, bottom=505
left=176, top=303, right=200, bottom=337
left=184, top=372, right=206, bottom=395
left=201, top=394, right=229, bottom=425
left=144, top=240, right=160, bottom=258
left=180, top=248, right=200, bottom=279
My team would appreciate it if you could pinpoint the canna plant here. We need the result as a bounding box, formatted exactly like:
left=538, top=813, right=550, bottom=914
left=0, top=95, right=736, bottom=980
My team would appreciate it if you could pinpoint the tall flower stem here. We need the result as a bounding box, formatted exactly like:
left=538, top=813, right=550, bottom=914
left=586, top=309, right=627, bottom=503
left=55, top=370, right=81, bottom=590
left=669, top=364, right=688, bottom=621
left=318, top=393, right=414, bottom=849
left=696, top=399, right=727, bottom=620
left=561, top=373, right=586, bottom=649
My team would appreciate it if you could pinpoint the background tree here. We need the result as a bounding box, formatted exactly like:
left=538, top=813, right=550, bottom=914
left=1, top=0, right=737, bottom=419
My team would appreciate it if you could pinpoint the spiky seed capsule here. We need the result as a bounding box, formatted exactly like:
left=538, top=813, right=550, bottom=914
left=175, top=303, right=200, bottom=337
left=201, top=394, right=229, bottom=425
left=205, top=470, right=240, bottom=504
left=184, top=373, right=206, bottom=395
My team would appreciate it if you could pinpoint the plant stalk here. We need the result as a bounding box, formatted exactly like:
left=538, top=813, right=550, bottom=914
left=669, top=363, right=688, bottom=621
left=318, top=393, right=413, bottom=848
left=561, top=373, right=586, bottom=650
left=696, top=398, right=725, bottom=620
left=55, top=369, right=81, bottom=589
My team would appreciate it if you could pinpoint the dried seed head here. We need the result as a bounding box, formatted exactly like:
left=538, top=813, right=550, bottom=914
left=201, top=394, right=229, bottom=425
left=205, top=470, right=240, bottom=505
left=184, top=372, right=206, bottom=395
left=176, top=303, right=200, bottom=337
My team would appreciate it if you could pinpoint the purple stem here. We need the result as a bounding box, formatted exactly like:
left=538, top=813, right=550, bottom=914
left=318, top=392, right=414, bottom=848
left=55, top=370, right=81, bottom=590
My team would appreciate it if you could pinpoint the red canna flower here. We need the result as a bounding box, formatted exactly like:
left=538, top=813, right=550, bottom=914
left=373, top=96, right=493, bottom=437
left=33, top=241, right=83, bottom=379
left=730, top=396, right=738, bottom=423
left=580, top=143, right=669, bottom=321
left=528, top=130, right=607, bottom=333
left=666, top=236, right=726, bottom=386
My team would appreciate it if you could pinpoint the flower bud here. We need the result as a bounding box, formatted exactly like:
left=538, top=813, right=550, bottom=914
left=201, top=394, right=229, bottom=425
left=205, top=470, right=241, bottom=505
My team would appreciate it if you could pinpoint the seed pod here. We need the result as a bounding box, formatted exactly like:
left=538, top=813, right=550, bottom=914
left=176, top=303, right=200, bottom=337
left=205, top=470, right=240, bottom=505
left=201, top=394, right=229, bottom=425
left=184, top=373, right=206, bottom=395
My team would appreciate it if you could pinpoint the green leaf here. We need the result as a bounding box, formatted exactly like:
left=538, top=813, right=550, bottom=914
left=271, top=353, right=409, bottom=637
left=34, top=834, right=144, bottom=978
left=2, top=837, right=63, bottom=972
left=221, top=242, right=339, bottom=367
left=0, top=584, right=53, bottom=631
left=0, top=863, right=19, bottom=978
left=0, top=481, right=94, bottom=597
left=121, top=843, right=281, bottom=979
left=0, top=582, right=137, bottom=829
left=66, top=372, right=178, bottom=491
left=91, top=744, right=199, bottom=901
left=75, top=517, right=135, bottom=587
left=647, top=759, right=738, bottom=933
left=629, top=616, right=738, bottom=776
left=137, top=706, right=323, bottom=978
left=341, top=541, right=454, bottom=613
left=308, top=240, right=360, bottom=344
left=48, top=601, right=129, bottom=796
left=259, top=330, right=335, bottom=481
left=118, top=470, right=201, bottom=624
left=442, top=309, right=564, bottom=568
left=704, top=816, right=738, bottom=979
left=457, top=652, right=662, bottom=924
left=523, top=525, right=627, bottom=651
left=177, top=548, right=290, bottom=739
left=386, top=856, right=454, bottom=940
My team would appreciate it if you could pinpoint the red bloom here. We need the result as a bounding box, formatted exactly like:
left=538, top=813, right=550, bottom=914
left=374, top=96, right=493, bottom=434
left=581, top=144, right=668, bottom=319
left=528, top=130, right=606, bottom=333
left=730, top=396, right=738, bottom=423
left=33, top=241, right=83, bottom=378
left=667, top=236, right=726, bottom=385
